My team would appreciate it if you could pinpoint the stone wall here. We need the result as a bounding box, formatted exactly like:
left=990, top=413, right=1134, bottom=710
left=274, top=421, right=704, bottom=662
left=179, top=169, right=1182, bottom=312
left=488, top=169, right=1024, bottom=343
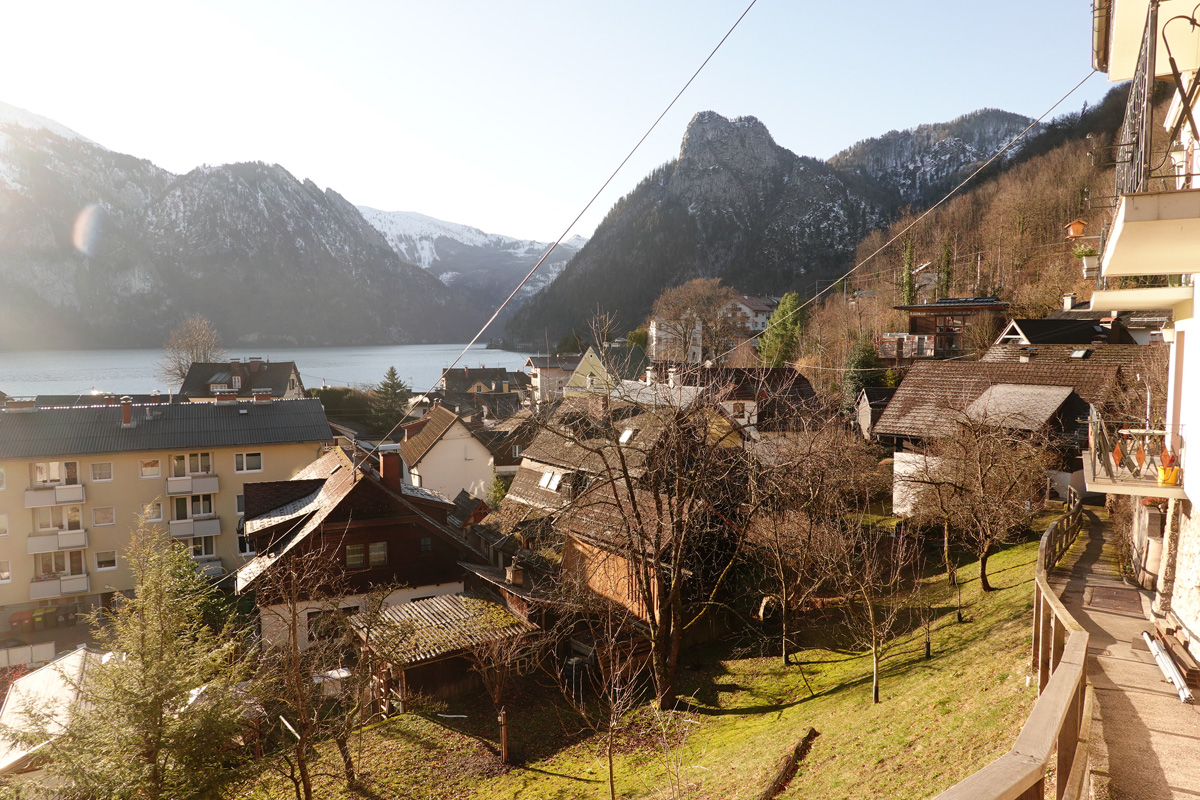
left=1171, top=500, right=1200, bottom=659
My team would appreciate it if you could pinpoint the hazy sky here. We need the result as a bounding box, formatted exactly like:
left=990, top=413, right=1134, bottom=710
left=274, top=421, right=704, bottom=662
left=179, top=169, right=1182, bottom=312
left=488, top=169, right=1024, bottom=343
left=1, top=1, right=1114, bottom=242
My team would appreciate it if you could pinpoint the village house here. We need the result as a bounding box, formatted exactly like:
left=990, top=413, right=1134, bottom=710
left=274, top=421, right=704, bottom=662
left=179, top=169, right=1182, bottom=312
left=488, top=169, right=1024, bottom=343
left=235, top=447, right=485, bottom=649
left=398, top=404, right=495, bottom=501
left=179, top=357, right=306, bottom=401
left=563, top=344, right=648, bottom=396
left=524, top=354, right=582, bottom=403
left=0, top=395, right=331, bottom=634
left=879, top=296, right=1009, bottom=363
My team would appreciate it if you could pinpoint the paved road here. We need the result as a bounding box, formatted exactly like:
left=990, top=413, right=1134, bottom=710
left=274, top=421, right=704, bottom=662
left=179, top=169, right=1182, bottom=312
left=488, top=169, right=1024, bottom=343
left=1048, top=511, right=1200, bottom=799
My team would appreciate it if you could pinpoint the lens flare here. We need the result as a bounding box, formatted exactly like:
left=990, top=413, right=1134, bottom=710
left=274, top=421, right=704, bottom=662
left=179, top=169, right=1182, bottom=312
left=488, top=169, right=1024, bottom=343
left=71, top=203, right=103, bottom=257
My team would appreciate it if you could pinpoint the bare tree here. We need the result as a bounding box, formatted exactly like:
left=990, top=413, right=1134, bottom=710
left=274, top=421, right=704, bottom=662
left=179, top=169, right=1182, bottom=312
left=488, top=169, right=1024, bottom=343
left=650, top=278, right=746, bottom=363
left=159, top=313, right=226, bottom=385
left=467, top=629, right=539, bottom=764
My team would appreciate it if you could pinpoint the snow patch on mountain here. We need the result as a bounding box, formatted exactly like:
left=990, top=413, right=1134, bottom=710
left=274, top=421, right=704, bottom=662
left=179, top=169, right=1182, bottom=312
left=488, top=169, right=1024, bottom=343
left=0, top=100, right=99, bottom=146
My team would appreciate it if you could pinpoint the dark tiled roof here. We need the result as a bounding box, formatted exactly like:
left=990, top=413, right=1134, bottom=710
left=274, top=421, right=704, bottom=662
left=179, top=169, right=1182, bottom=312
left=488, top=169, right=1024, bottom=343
left=858, top=386, right=896, bottom=408
left=32, top=394, right=181, bottom=408
left=179, top=360, right=302, bottom=399
left=0, top=398, right=331, bottom=460
left=874, top=361, right=1120, bottom=440
left=895, top=296, right=1008, bottom=311
left=400, top=405, right=460, bottom=467
left=981, top=343, right=1166, bottom=366
left=441, top=367, right=528, bottom=394
left=526, top=355, right=582, bottom=370
left=244, top=478, right=329, bottom=521
left=733, top=295, right=777, bottom=313
left=448, top=490, right=489, bottom=529
left=668, top=366, right=816, bottom=403
left=1003, top=319, right=1106, bottom=344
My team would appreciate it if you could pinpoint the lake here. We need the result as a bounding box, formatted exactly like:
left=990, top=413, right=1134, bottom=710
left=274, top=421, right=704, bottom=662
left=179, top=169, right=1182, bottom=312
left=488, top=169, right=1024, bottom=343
left=0, top=343, right=535, bottom=398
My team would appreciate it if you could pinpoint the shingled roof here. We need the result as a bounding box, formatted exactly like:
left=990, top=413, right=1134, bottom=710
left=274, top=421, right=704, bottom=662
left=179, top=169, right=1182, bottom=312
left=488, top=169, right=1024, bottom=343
left=354, top=594, right=535, bottom=666
left=179, top=359, right=302, bottom=399
left=0, top=398, right=331, bottom=460
left=400, top=405, right=461, bottom=467
left=981, top=343, right=1165, bottom=366
left=874, top=361, right=1120, bottom=440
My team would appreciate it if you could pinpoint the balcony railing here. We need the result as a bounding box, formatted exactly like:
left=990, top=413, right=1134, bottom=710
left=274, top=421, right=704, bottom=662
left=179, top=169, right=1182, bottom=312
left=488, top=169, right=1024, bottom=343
left=165, top=474, right=220, bottom=496
left=30, top=573, right=90, bottom=601
left=1115, top=1, right=1157, bottom=197
left=1082, top=411, right=1187, bottom=500
left=24, top=483, right=86, bottom=508
left=168, top=517, right=222, bottom=538
left=27, top=529, right=88, bottom=554
left=879, top=334, right=935, bottom=360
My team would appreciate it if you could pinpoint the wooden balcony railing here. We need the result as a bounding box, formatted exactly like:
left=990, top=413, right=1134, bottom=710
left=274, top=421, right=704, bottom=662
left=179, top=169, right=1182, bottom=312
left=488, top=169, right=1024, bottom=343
left=934, top=491, right=1093, bottom=800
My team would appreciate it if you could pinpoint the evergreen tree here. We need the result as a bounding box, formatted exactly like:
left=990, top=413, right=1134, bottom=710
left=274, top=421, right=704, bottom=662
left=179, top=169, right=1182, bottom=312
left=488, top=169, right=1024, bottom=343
left=898, top=238, right=917, bottom=306
left=8, top=517, right=252, bottom=800
left=369, top=366, right=411, bottom=434
left=842, top=336, right=887, bottom=410
left=937, top=232, right=953, bottom=299
left=758, top=292, right=803, bottom=366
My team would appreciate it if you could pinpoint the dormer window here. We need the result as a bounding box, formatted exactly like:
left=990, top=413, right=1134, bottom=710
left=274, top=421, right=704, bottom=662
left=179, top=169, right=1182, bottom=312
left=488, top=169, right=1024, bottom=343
left=232, top=376, right=242, bottom=389
left=619, top=428, right=636, bottom=444
left=210, top=383, right=227, bottom=392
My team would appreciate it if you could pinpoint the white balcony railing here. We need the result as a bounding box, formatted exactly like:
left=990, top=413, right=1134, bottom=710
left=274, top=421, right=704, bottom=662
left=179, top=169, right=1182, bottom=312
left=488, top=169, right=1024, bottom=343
left=165, top=475, right=220, bottom=496
left=26, top=529, right=88, bottom=554
left=24, top=483, right=86, bottom=509
left=29, top=573, right=89, bottom=601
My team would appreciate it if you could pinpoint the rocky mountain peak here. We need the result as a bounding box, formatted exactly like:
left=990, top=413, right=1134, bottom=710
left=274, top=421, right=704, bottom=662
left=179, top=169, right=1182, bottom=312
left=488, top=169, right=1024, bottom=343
left=678, top=111, right=783, bottom=174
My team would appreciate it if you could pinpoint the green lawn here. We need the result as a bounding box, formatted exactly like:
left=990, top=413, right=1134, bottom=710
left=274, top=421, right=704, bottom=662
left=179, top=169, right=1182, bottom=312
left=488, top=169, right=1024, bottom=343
left=238, top=538, right=1042, bottom=800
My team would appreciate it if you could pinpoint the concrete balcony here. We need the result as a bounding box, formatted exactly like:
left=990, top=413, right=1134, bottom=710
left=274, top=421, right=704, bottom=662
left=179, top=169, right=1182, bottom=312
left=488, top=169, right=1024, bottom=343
left=26, top=529, right=88, bottom=554
left=1101, top=188, right=1200, bottom=278
left=23, top=483, right=86, bottom=508
left=1082, top=413, right=1188, bottom=501
left=168, top=516, right=221, bottom=538
left=29, top=573, right=89, bottom=601
left=165, top=475, right=220, bottom=496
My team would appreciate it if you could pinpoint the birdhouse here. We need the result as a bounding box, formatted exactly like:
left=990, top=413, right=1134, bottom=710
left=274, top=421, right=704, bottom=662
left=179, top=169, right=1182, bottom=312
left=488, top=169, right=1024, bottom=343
left=1064, top=219, right=1088, bottom=240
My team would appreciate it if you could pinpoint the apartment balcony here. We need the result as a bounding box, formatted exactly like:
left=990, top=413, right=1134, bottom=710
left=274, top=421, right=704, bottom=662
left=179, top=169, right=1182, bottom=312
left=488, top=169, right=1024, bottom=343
left=168, top=516, right=221, bottom=538
left=1100, top=189, right=1200, bottom=278
left=1082, top=412, right=1187, bottom=501
left=29, top=573, right=90, bottom=601
left=26, top=529, right=88, bottom=554
left=165, top=474, right=220, bottom=496
left=23, top=483, right=86, bottom=508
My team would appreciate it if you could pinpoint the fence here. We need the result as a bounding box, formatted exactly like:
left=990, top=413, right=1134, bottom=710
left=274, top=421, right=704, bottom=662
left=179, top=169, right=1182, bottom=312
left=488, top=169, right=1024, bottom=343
left=933, top=491, right=1093, bottom=800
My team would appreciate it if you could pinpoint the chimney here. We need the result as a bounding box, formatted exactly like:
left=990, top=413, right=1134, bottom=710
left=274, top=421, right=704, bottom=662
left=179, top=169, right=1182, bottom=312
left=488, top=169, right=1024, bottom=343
left=505, top=563, right=525, bottom=587
left=667, top=367, right=679, bottom=388
left=253, top=391, right=272, bottom=404
left=214, top=391, right=238, bottom=405
left=4, top=398, right=35, bottom=413
left=104, top=393, right=117, bottom=406
left=379, top=451, right=403, bottom=492
left=1062, top=293, right=1077, bottom=312
left=120, top=396, right=133, bottom=427
left=645, top=366, right=657, bottom=385
left=1019, top=347, right=1037, bottom=364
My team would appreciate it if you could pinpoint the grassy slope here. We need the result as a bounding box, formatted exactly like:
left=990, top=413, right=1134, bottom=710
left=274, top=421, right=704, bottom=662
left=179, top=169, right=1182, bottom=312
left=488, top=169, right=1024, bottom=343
left=239, top=539, right=1041, bottom=800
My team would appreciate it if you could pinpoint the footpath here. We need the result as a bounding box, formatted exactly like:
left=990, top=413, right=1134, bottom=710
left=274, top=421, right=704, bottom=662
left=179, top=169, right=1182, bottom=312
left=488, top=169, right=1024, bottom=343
left=1047, top=510, right=1200, bottom=799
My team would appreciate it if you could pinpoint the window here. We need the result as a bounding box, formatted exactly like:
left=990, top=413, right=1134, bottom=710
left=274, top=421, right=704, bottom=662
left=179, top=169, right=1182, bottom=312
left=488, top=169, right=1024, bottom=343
left=419, top=536, right=432, bottom=553
left=143, top=502, right=163, bottom=522
left=90, top=462, right=113, bottom=482
left=209, top=383, right=227, bottom=392
left=368, top=541, right=387, bottom=567
left=236, top=494, right=245, bottom=516
left=0, top=561, right=9, bottom=583
left=732, top=402, right=746, bottom=417
left=0, top=514, right=7, bottom=537
left=188, top=537, right=215, bottom=557
left=35, top=549, right=85, bottom=577
left=619, top=428, right=636, bottom=444
left=96, top=551, right=117, bottom=571
left=235, top=452, right=263, bottom=473
left=174, top=495, right=213, bottom=521
left=0, top=466, right=6, bottom=490
left=237, top=533, right=256, bottom=557
left=232, top=376, right=242, bottom=389
left=346, top=544, right=366, bottom=569
left=38, top=506, right=83, bottom=531
left=139, top=458, right=161, bottom=478
left=33, top=461, right=79, bottom=486
left=93, top=507, right=115, bottom=527
left=171, top=452, right=212, bottom=477
left=511, top=444, right=523, bottom=458
left=547, top=472, right=564, bottom=492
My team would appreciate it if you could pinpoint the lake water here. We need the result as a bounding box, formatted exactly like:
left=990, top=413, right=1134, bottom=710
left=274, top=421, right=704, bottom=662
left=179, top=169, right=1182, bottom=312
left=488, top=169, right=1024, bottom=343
left=0, top=343, right=534, bottom=398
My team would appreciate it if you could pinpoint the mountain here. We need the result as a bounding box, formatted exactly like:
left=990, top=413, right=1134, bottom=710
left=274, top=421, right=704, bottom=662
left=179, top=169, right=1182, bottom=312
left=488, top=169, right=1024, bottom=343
left=505, top=108, right=1036, bottom=346
left=0, top=101, right=483, bottom=350
left=358, top=208, right=586, bottom=326
left=828, top=109, right=1036, bottom=207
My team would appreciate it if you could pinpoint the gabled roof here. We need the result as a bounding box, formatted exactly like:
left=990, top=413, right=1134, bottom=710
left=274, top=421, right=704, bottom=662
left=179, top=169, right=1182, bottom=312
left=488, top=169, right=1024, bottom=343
left=731, top=295, right=778, bottom=314
left=997, top=318, right=1106, bottom=345
left=0, top=647, right=103, bottom=775
left=0, top=398, right=331, bottom=460
left=981, top=343, right=1164, bottom=366
left=354, top=594, right=536, bottom=666
left=874, top=361, right=1120, bottom=440
left=179, top=360, right=301, bottom=399
left=400, top=405, right=461, bottom=467
left=667, top=366, right=816, bottom=403
left=440, top=368, right=527, bottom=394
left=526, top=355, right=582, bottom=370
left=857, top=386, right=896, bottom=409
left=965, top=384, right=1074, bottom=430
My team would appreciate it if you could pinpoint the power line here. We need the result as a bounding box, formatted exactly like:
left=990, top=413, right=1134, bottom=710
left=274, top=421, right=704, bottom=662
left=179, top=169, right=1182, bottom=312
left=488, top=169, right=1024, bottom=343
left=714, top=68, right=1100, bottom=363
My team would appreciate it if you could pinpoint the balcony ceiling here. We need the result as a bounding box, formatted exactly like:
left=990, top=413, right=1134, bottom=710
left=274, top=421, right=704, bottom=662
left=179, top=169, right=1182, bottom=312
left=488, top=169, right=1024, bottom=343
left=1101, top=188, right=1200, bottom=277
left=1090, top=286, right=1194, bottom=313
left=1104, top=0, right=1200, bottom=81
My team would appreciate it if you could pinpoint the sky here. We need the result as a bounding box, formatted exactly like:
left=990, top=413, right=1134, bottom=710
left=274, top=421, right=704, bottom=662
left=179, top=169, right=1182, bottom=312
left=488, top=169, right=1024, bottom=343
left=0, top=1, right=1116, bottom=243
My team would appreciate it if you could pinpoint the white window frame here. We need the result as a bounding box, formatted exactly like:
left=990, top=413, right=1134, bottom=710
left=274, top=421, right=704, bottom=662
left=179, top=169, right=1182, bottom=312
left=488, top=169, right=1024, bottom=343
left=92, top=506, right=115, bottom=527
left=232, top=376, right=242, bottom=390
left=0, top=466, right=5, bottom=491
left=35, top=549, right=85, bottom=578
left=139, top=458, right=161, bottom=479
left=237, top=533, right=256, bottom=557
left=0, top=513, right=7, bottom=537
left=368, top=541, right=387, bottom=567
left=346, top=543, right=366, bottom=569
left=95, top=551, right=117, bottom=571
left=143, top=502, right=163, bottom=522
left=187, top=536, right=215, bottom=558
left=235, top=452, right=263, bottom=473
left=0, top=560, right=10, bottom=583
left=38, top=505, right=83, bottom=532
left=90, top=462, right=113, bottom=482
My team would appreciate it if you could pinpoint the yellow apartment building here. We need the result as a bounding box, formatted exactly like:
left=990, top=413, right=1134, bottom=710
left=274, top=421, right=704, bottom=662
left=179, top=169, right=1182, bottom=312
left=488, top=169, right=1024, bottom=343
left=0, top=395, right=331, bottom=631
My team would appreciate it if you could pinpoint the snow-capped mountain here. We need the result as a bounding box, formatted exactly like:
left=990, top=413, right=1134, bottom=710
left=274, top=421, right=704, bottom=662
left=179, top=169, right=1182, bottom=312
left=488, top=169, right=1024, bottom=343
left=0, top=102, right=482, bottom=349
left=358, top=207, right=587, bottom=324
